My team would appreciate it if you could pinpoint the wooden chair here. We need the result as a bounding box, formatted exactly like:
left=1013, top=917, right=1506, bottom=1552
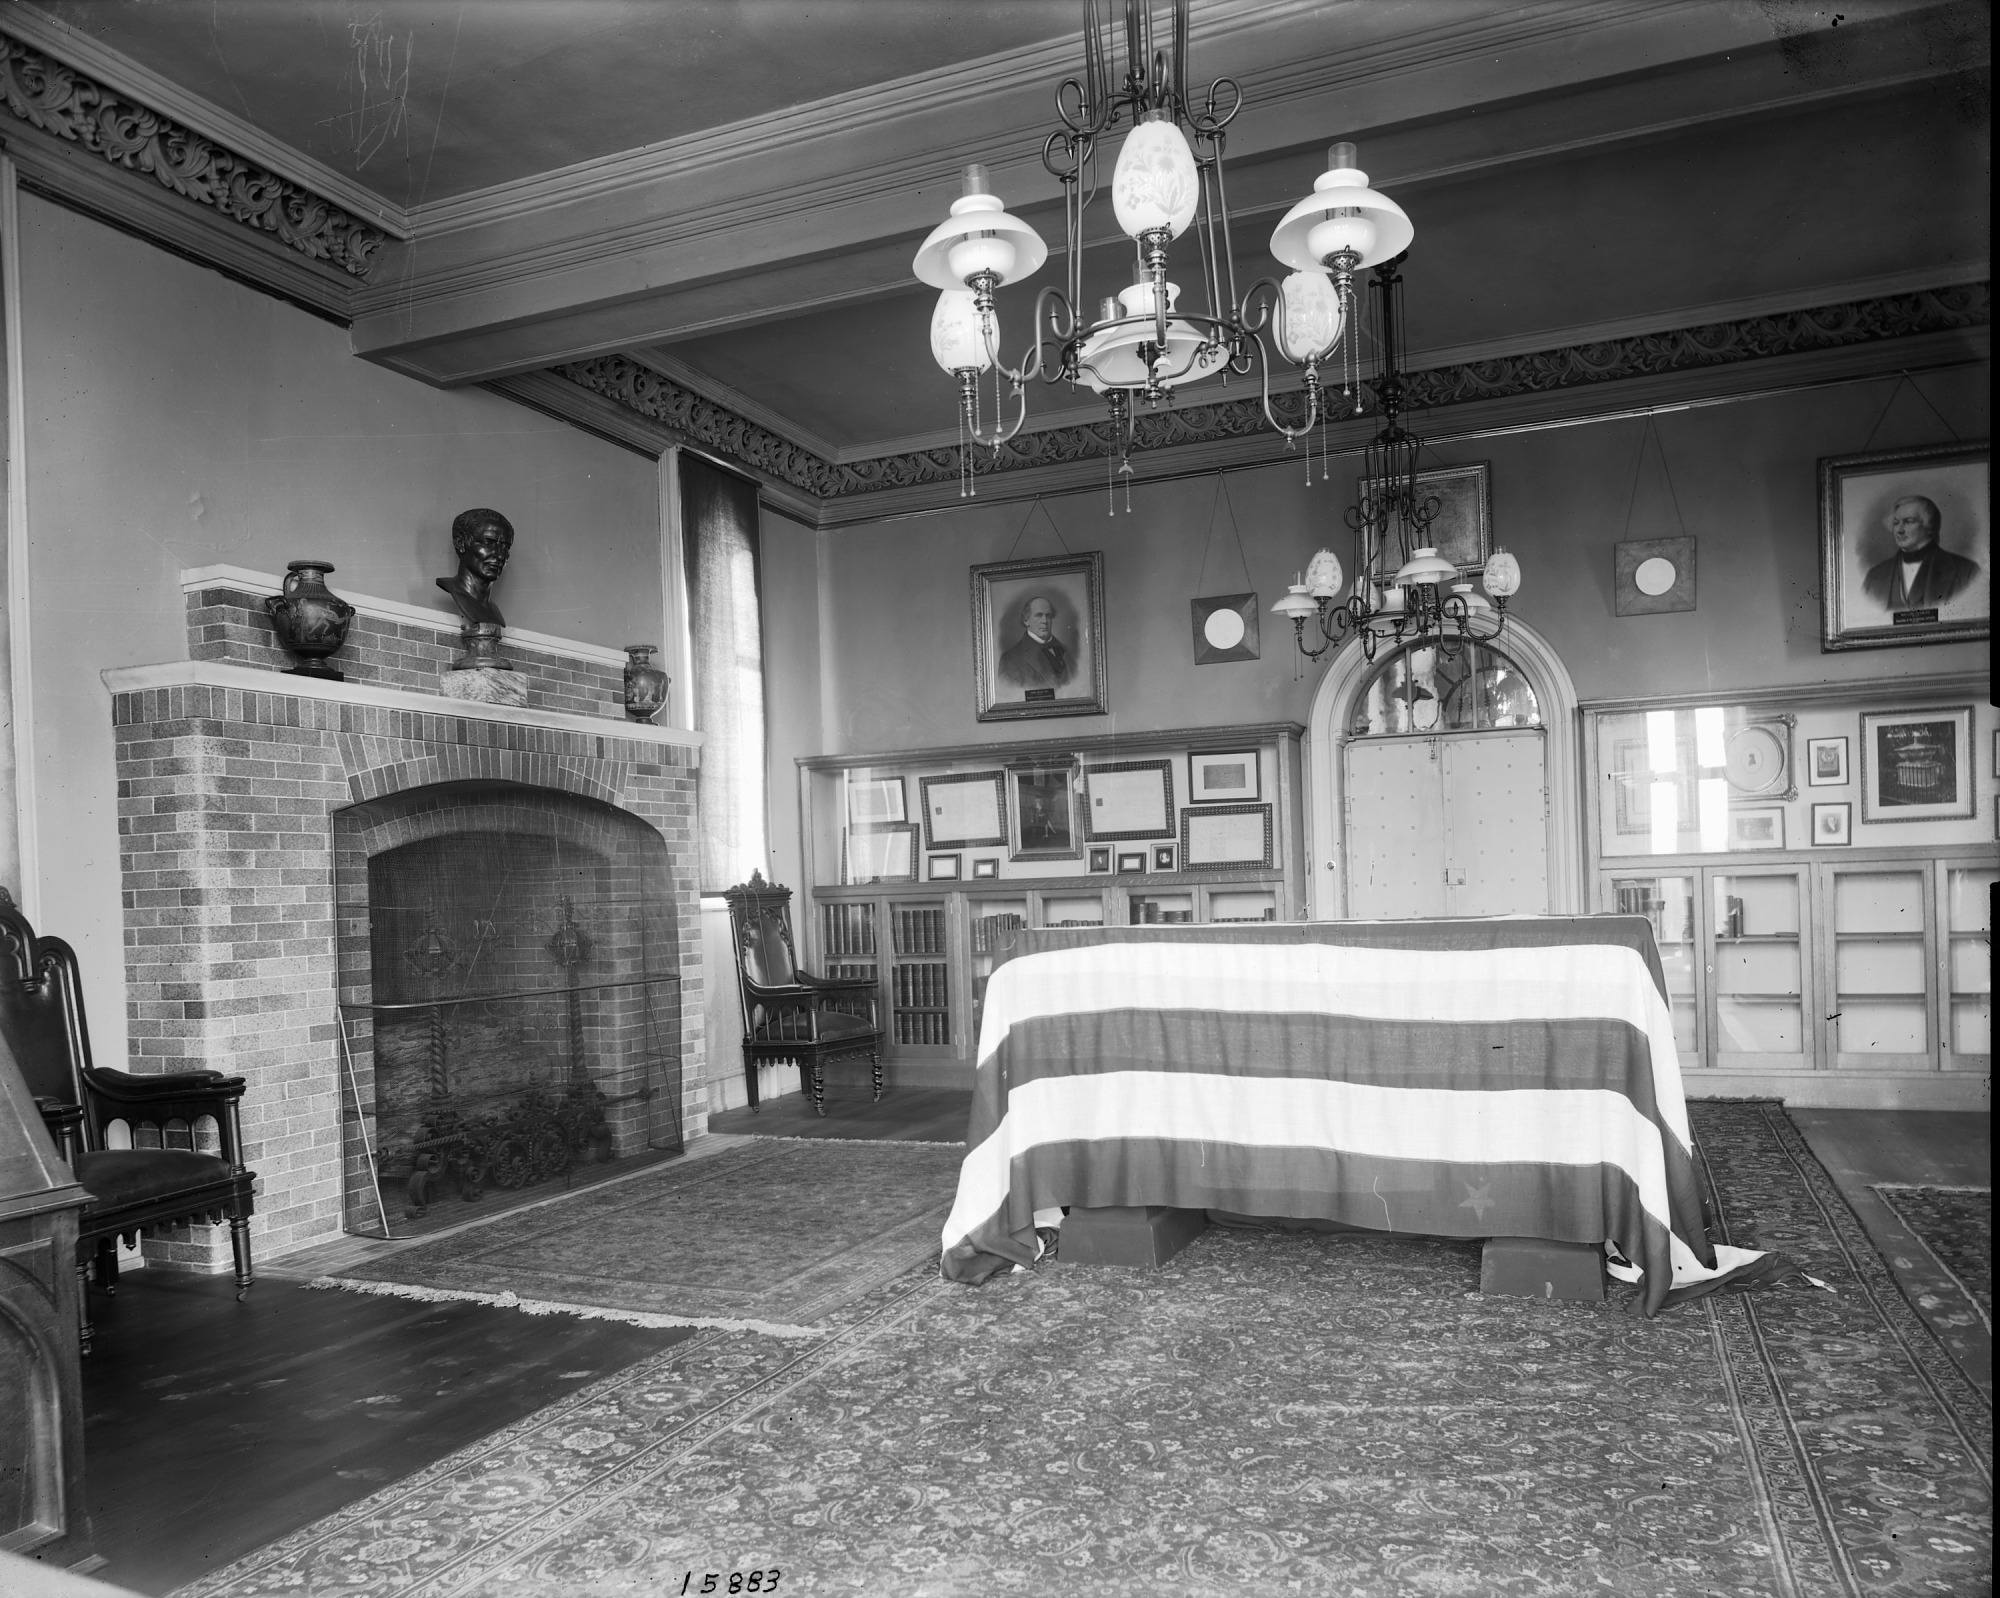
left=723, top=872, right=882, bottom=1115
left=0, top=889, right=255, bottom=1352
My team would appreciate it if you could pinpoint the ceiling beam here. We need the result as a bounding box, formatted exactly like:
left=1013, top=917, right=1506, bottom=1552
left=348, top=0, right=1914, bottom=383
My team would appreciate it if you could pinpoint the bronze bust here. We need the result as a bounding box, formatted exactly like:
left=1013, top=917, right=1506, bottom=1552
left=436, top=508, right=514, bottom=628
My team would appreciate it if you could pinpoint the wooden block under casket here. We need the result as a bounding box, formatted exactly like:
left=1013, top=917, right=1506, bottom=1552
left=1063, top=1205, right=1207, bottom=1267
left=1480, top=1236, right=1605, bottom=1301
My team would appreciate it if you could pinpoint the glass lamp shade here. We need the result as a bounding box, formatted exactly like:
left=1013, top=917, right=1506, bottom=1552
left=1451, top=581, right=1492, bottom=614
left=1278, top=270, right=1344, bottom=364
left=1112, top=112, right=1200, bottom=240
left=1075, top=280, right=1226, bottom=393
left=912, top=177, right=1049, bottom=290
left=1271, top=583, right=1319, bottom=621
left=1304, top=547, right=1344, bottom=599
left=1270, top=145, right=1414, bottom=273
left=1482, top=547, right=1522, bottom=599
left=929, top=290, right=994, bottom=374
left=1393, top=547, right=1459, bottom=586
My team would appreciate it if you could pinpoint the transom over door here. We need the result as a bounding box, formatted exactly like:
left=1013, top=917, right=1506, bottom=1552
left=1342, top=729, right=1549, bottom=919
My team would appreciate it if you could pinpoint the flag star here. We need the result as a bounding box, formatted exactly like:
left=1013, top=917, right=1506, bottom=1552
left=1459, top=1181, right=1495, bottom=1222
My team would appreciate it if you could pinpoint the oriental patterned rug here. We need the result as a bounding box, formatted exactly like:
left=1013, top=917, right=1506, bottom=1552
left=191, top=1104, right=1990, bottom=1598
left=312, top=1138, right=966, bottom=1336
left=1873, top=1183, right=1993, bottom=1402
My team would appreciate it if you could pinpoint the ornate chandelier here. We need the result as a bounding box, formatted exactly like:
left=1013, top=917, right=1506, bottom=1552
left=912, top=0, right=1412, bottom=497
left=1272, top=255, right=1523, bottom=664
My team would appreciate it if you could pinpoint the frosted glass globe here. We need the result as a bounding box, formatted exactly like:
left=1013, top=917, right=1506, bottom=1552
left=1304, top=547, right=1344, bottom=599
left=930, top=290, right=994, bottom=374
left=1279, top=270, right=1343, bottom=363
left=1112, top=115, right=1200, bottom=239
left=1483, top=548, right=1522, bottom=599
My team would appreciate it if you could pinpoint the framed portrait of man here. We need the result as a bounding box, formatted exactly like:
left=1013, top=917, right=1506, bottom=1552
left=971, top=552, right=1108, bottom=721
left=1820, top=442, right=1990, bottom=651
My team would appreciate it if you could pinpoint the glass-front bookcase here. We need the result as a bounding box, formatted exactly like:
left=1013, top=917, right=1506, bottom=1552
left=798, top=723, right=1305, bottom=1079
left=1584, top=674, right=1991, bottom=1095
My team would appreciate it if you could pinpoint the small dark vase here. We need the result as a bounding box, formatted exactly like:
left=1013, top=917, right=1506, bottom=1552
left=265, top=559, right=355, bottom=680
left=622, top=644, right=670, bottom=722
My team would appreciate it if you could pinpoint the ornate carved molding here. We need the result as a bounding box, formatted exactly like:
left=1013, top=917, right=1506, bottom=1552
left=554, top=282, right=1987, bottom=506
left=555, top=356, right=839, bottom=498
left=0, top=35, right=385, bottom=279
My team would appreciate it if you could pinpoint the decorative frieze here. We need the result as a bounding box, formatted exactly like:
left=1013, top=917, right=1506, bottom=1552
left=0, top=33, right=385, bottom=279
left=555, top=282, right=1990, bottom=504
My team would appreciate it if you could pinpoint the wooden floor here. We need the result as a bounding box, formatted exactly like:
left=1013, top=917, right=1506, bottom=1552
left=708, top=1085, right=972, bottom=1142
left=67, top=1101, right=1986, bottom=1594
left=78, top=1272, right=685, bottom=1595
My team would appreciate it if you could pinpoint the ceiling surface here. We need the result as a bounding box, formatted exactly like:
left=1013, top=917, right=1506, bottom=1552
left=23, top=0, right=1082, bottom=209
left=10, top=0, right=1989, bottom=488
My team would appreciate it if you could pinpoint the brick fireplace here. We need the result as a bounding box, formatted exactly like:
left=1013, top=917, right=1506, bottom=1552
left=100, top=569, right=703, bottom=1267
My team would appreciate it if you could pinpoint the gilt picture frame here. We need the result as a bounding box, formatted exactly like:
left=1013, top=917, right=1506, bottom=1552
left=1820, top=441, right=1990, bottom=652
left=971, top=552, right=1109, bottom=722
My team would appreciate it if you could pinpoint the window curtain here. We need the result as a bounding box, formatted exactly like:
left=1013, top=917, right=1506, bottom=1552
left=680, top=454, right=768, bottom=894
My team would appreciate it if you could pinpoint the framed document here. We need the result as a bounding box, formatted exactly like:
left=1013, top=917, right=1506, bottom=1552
left=1189, top=749, right=1260, bottom=803
left=844, top=824, right=917, bottom=884
left=1180, top=804, right=1273, bottom=869
left=1083, top=760, right=1175, bottom=840
left=919, top=771, right=1007, bottom=850
left=846, top=775, right=906, bottom=827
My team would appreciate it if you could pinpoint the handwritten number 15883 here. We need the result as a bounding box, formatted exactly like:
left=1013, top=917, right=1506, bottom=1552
left=680, top=1572, right=779, bottom=1594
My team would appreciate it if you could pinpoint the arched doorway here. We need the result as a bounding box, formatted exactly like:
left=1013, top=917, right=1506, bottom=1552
left=1302, top=618, right=1582, bottom=919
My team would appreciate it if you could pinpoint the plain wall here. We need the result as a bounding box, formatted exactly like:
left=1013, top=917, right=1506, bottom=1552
left=17, top=194, right=664, bottom=1067
left=811, top=366, right=1991, bottom=758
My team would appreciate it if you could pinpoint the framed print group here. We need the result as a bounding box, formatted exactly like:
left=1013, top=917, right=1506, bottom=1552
left=1820, top=441, right=1990, bottom=651
left=970, top=552, right=1109, bottom=721
left=1860, top=706, right=1975, bottom=822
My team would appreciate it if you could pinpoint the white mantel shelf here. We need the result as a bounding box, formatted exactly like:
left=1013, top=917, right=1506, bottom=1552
left=101, top=658, right=703, bottom=751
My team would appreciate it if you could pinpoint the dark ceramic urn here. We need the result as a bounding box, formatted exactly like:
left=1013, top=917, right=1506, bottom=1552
left=265, top=560, right=355, bottom=679
left=622, top=644, right=669, bottom=722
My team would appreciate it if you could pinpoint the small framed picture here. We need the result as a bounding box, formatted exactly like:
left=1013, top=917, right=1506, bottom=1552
left=1806, top=736, right=1850, bottom=787
left=1811, top=802, right=1852, bottom=846
left=846, top=774, right=906, bottom=828
left=1007, top=762, right=1081, bottom=861
left=1860, top=706, right=1975, bottom=822
left=927, top=853, right=962, bottom=881
left=971, top=857, right=1001, bottom=880
left=1115, top=850, right=1148, bottom=874
left=1152, top=844, right=1176, bottom=872
left=1087, top=846, right=1112, bottom=873
left=843, top=823, right=918, bottom=884
left=1189, top=749, right=1261, bottom=804
left=1366, top=461, right=1490, bottom=579
left=1727, top=806, right=1785, bottom=851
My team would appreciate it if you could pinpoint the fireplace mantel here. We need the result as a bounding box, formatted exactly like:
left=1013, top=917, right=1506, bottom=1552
left=102, top=658, right=703, bottom=753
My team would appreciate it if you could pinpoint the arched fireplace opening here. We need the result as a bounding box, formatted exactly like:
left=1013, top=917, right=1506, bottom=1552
left=334, top=780, right=683, bottom=1235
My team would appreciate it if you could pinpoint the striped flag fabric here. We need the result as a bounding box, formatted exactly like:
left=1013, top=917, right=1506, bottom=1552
left=940, top=918, right=1752, bottom=1316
